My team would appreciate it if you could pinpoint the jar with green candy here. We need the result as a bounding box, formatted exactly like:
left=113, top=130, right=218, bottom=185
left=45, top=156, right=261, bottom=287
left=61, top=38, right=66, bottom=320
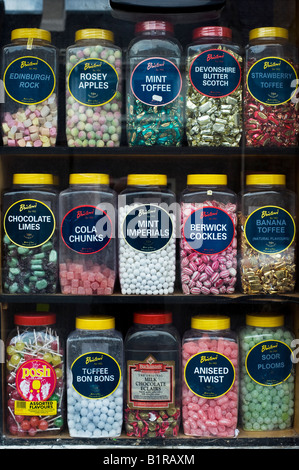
left=239, top=313, right=295, bottom=431
left=127, top=20, right=183, bottom=146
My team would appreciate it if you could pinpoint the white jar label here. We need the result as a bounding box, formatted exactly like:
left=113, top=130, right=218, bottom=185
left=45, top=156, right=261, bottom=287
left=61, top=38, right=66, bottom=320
left=127, top=355, right=175, bottom=409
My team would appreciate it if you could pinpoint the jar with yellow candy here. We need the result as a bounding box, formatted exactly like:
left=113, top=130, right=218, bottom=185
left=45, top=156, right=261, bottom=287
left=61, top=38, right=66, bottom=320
left=239, top=174, right=296, bottom=294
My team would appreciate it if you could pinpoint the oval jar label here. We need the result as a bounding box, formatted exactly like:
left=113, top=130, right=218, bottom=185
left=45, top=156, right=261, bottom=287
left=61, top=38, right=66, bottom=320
left=4, top=56, right=56, bottom=105
left=246, top=340, right=293, bottom=386
left=130, top=57, right=182, bottom=106
left=68, top=58, right=119, bottom=106
left=122, top=203, right=173, bottom=253
left=16, top=358, right=57, bottom=401
left=189, top=49, right=241, bottom=98
left=246, top=57, right=298, bottom=106
left=244, top=206, right=295, bottom=254
left=183, top=206, right=235, bottom=254
left=61, top=205, right=113, bottom=254
left=71, top=351, right=121, bottom=399
left=4, top=199, right=56, bottom=248
left=184, top=351, right=235, bottom=399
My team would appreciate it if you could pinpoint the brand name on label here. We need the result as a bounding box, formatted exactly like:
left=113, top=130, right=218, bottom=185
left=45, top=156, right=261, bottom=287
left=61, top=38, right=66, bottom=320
left=20, top=60, right=38, bottom=68
left=147, top=61, right=165, bottom=70
left=84, top=62, right=103, bottom=70
left=207, top=53, right=225, bottom=61
left=19, top=202, right=37, bottom=211
left=261, top=209, right=279, bottom=218
left=264, top=60, right=281, bottom=69
left=22, top=365, right=51, bottom=379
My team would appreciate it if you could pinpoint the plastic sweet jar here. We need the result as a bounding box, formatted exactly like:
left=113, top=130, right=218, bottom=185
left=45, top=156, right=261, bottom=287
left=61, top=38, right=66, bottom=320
left=2, top=173, right=58, bottom=294
left=118, top=174, right=176, bottom=295
left=66, top=28, right=122, bottom=148
left=239, top=173, right=296, bottom=294
left=126, top=20, right=183, bottom=146
left=59, top=173, right=117, bottom=295
left=244, top=27, right=299, bottom=147
left=180, top=174, right=237, bottom=295
left=239, top=313, right=295, bottom=431
left=6, top=312, right=64, bottom=437
left=182, top=315, right=239, bottom=437
left=124, top=312, right=181, bottom=438
left=186, top=26, right=242, bottom=147
left=66, top=315, right=123, bottom=437
left=1, top=28, right=58, bottom=147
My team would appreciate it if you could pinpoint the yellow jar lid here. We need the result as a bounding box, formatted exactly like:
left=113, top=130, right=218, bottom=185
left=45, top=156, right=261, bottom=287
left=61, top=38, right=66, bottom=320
left=246, top=314, right=284, bottom=328
left=187, top=174, right=227, bottom=185
left=69, top=173, right=109, bottom=185
left=191, top=315, right=230, bottom=330
left=75, top=29, right=114, bottom=42
left=13, top=173, right=54, bottom=185
left=11, top=28, right=51, bottom=42
left=76, top=315, right=115, bottom=330
left=127, top=174, right=167, bottom=186
left=246, top=174, right=286, bottom=185
left=249, top=27, right=288, bottom=41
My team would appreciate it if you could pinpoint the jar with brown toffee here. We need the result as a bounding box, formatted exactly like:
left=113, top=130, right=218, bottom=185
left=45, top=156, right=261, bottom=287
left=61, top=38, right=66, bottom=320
left=239, top=174, right=296, bottom=294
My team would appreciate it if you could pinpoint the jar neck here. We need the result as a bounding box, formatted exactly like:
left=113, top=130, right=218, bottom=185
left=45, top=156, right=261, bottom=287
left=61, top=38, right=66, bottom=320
left=12, top=38, right=50, bottom=45
left=249, top=37, right=288, bottom=45
left=137, top=30, right=172, bottom=37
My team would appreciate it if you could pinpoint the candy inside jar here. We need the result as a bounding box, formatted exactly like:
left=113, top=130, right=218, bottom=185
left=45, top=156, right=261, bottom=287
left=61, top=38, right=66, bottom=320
left=186, top=26, right=242, bottom=147
left=182, top=315, right=239, bottom=437
left=239, top=174, right=296, bottom=294
left=180, top=174, right=237, bottom=295
left=2, top=28, right=58, bottom=147
left=6, top=313, right=64, bottom=437
left=244, top=27, right=299, bottom=147
left=126, top=21, right=184, bottom=147
left=66, top=29, right=122, bottom=148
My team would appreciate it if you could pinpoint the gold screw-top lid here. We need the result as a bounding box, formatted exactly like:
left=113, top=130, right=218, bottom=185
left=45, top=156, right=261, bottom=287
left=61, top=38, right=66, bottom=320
left=187, top=174, right=227, bottom=185
left=75, top=28, right=114, bottom=42
left=246, top=313, right=284, bottom=328
left=11, top=28, right=51, bottom=42
left=249, top=27, right=288, bottom=41
left=69, top=173, right=109, bottom=185
left=13, top=173, right=54, bottom=185
left=127, top=174, right=167, bottom=186
left=76, top=315, right=115, bottom=330
left=246, top=174, right=286, bottom=185
left=191, top=315, right=230, bottom=330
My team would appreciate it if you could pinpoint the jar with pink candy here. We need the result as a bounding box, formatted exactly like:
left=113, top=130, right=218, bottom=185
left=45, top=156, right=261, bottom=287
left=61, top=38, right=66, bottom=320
left=180, top=174, right=237, bottom=295
left=182, top=315, right=239, bottom=437
left=2, top=28, right=58, bottom=147
left=59, top=173, right=116, bottom=295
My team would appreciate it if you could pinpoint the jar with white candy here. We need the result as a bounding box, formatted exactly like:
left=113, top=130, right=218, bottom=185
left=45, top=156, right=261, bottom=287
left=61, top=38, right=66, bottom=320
left=180, top=174, right=237, bottom=295
left=118, top=174, right=176, bottom=295
left=67, top=315, right=123, bottom=438
left=2, top=28, right=58, bottom=147
left=66, top=28, right=122, bottom=148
